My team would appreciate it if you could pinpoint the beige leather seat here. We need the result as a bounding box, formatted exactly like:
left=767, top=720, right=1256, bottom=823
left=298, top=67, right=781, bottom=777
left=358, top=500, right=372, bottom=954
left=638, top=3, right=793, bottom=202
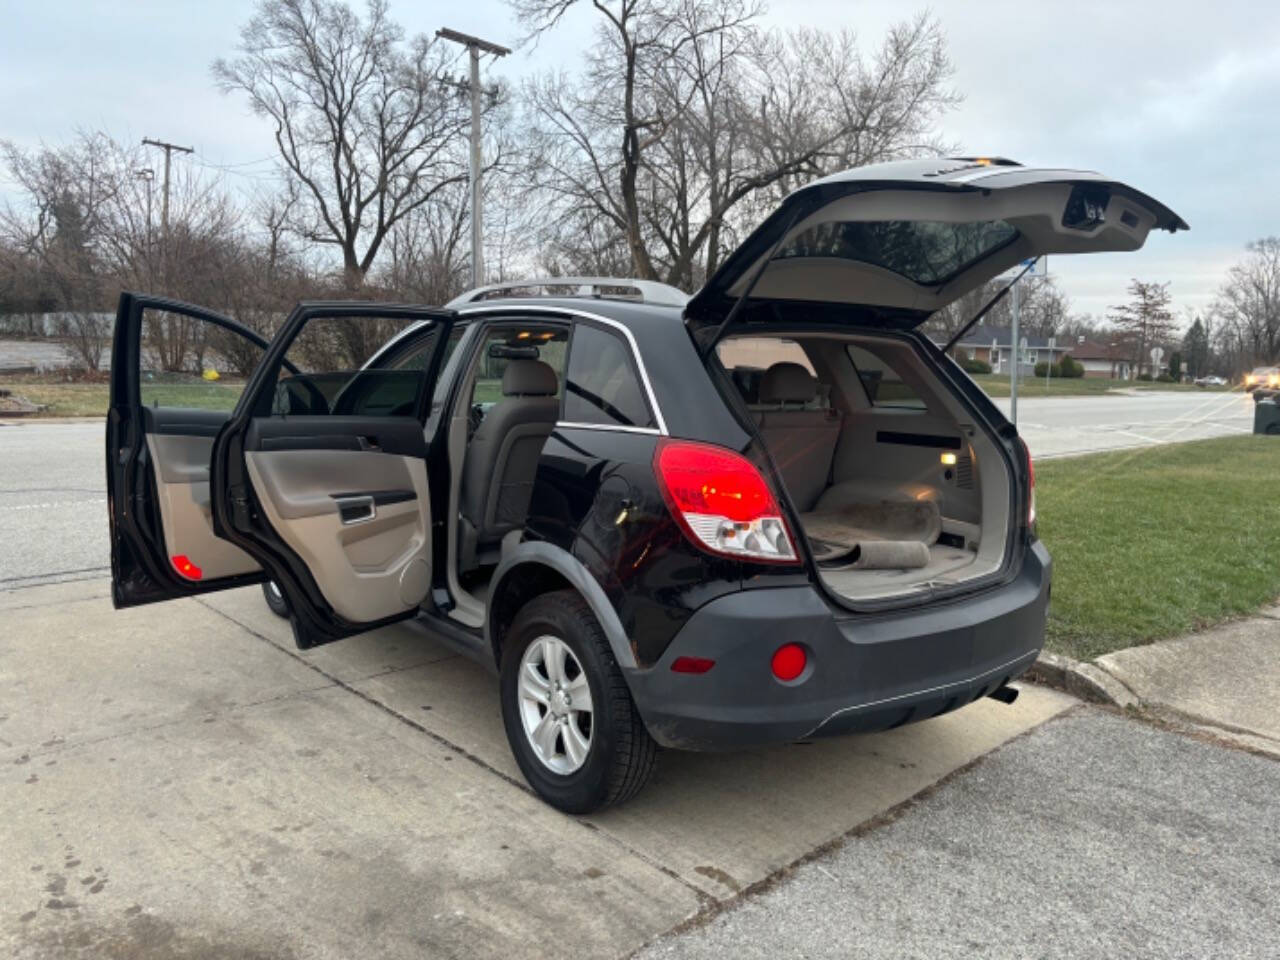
left=754, top=362, right=843, bottom=512
left=459, top=359, right=559, bottom=569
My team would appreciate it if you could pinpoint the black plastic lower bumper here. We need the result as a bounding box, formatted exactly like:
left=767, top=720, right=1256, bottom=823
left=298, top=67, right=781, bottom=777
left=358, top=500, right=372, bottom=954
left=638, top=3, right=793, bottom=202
left=626, top=541, right=1051, bottom=751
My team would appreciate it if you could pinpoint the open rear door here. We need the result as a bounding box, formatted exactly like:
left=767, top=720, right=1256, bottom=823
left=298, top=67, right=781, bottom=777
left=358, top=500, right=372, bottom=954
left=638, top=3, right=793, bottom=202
left=208, top=302, right=454, bottom=648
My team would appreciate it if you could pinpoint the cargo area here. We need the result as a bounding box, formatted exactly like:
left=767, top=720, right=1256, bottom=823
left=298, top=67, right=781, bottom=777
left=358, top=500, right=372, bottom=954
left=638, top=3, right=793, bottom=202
left=718, top=332, right=1014, bottom=602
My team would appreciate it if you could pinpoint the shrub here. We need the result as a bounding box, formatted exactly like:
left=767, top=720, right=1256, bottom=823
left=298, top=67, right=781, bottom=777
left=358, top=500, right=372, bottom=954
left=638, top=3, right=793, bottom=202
left=1137, top=372, right=1154, bottom=381
left=1156, top=373, right=1176, bottom=383
left=960, top=357, right=992, bottom=374
left=1058, top=355, right=1085, bottom=378
left=1034, top=361, right=1060, bottom=378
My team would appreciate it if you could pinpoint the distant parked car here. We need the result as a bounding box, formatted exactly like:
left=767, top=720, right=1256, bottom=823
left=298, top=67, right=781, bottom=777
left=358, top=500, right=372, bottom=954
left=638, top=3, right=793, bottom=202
left=1194, top=375, right=1226, bottom=387
left=1244, top=366, right=1279, bottom=392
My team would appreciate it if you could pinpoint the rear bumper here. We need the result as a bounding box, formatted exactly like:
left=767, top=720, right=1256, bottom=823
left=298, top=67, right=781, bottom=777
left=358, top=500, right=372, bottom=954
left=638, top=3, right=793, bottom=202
left=626, top=540, right=1051, bottom=751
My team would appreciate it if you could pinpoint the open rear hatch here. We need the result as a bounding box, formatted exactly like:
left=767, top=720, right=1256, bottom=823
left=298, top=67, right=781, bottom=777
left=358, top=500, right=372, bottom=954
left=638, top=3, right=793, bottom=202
left=689, top=157, right=1186, bottom=606
left=685, top=156, right=1187, bottom=340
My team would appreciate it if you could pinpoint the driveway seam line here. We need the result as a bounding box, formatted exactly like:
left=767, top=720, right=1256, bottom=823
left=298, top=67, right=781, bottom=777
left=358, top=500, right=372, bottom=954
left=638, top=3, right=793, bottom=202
left=625, top=703, right=1090, bottom=956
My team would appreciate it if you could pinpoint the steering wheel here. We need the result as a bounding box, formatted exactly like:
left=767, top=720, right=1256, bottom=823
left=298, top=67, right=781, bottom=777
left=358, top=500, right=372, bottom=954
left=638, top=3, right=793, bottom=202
left=468, top=402, right=485, bottom=440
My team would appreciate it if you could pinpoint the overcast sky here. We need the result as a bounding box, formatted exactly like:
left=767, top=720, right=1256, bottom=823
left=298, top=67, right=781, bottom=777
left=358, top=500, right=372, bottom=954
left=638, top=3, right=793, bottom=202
left=3, top=0, right=1277, bottom=321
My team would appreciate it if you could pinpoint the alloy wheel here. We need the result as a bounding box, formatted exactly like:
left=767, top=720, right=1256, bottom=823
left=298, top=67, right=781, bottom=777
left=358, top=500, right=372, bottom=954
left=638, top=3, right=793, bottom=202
left=517, top=635, right=594, bottom=774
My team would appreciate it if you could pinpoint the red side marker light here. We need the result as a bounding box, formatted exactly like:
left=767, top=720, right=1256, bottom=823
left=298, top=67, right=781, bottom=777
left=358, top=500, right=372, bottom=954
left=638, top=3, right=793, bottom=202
left=171, top=555, right=203, bottom=580
left=671, top=656, right=716, bottom=675
left=771, top=643, right=807, bottom=681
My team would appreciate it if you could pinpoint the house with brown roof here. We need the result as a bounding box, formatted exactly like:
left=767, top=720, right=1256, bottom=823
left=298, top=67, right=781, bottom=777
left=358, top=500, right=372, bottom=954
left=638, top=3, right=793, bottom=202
left=1070, top=338, right=1133, bottom=380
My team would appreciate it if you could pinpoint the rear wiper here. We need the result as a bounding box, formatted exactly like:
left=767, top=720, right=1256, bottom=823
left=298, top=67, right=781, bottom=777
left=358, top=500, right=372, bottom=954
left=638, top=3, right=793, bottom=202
left=942, top=259, right=1037, bottom=354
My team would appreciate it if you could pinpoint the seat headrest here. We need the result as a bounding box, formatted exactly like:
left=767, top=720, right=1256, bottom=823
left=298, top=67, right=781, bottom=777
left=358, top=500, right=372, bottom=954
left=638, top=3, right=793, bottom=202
left=759, top=362, right=817, bottom=404
left=502, top=359, right=558, bottom=397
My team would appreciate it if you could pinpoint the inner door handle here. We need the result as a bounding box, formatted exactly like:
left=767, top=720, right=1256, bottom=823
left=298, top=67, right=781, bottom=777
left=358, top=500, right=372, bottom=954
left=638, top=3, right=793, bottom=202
left=356, top=435, right=381, bottom=451
left=335, top=494, right=376, bottom=525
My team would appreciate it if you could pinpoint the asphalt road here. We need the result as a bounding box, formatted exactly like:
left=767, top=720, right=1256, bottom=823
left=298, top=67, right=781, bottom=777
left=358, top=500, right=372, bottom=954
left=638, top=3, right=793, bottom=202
left=997, top=389, right=1255, bottom=459
left=0, top=389, right=1256, bottom=586
left=640, top=708, right=1280, bottom=960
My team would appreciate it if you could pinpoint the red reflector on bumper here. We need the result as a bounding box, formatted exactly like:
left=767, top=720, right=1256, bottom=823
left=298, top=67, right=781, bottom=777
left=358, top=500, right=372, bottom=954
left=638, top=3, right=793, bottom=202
left=771, top=643, right=807, bottom=681
left=671, top=656, right=716, bottom=674
left=171, top=554, right=203, bottom=580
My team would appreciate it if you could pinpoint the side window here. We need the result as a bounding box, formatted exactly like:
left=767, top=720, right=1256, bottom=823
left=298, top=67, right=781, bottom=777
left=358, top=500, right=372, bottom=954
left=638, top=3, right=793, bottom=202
left=564, top=323, right=654, bottom=428
left=139, top=307, right=267, bottom=410
left=271, top=315, right=437, bottom=418
left=846, top=344, right=926, bottom=410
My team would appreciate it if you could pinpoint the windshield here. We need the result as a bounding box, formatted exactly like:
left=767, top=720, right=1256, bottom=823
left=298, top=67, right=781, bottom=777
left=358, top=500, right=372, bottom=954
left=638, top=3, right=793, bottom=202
left=775, top=219, right=1019, bottom=286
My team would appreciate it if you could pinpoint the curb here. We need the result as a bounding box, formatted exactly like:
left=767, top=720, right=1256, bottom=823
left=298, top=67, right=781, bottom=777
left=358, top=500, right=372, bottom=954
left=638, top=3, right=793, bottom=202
left=1028, top=651, right=1139, bottom=708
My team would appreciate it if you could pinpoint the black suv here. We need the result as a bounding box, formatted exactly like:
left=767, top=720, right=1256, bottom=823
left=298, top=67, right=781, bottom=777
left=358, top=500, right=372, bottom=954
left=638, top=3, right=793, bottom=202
left=106, top=158, right=1185, bottom=812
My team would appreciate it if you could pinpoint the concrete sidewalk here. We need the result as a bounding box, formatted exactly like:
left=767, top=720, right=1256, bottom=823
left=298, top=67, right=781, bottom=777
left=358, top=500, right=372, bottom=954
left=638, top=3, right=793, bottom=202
left=1089, top=608, right=1280, bottom=757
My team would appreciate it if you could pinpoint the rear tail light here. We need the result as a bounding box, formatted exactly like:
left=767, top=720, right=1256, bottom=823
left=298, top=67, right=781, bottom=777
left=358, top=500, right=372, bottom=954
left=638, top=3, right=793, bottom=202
left=1019, top=438, right=1036, bottom=527
left=653, top=439, right=797, bottom=564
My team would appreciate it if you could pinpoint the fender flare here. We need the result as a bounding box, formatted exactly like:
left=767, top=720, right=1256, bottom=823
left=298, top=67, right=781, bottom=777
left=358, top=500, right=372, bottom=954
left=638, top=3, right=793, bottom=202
left=485, top=541, right=637, bottom=671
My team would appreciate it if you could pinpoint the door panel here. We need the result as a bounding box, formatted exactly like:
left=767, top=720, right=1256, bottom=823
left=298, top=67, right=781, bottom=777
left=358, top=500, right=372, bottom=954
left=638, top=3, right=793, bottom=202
left=245, top=449, right=431, bottom=622
left=146, top=433, right=258, bottom=580
left=208, top=302, right=454, bottom=648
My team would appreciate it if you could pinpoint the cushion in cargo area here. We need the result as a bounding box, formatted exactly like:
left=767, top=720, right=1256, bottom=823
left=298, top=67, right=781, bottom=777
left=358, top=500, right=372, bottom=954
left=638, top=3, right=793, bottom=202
left=800, top=499, right=943, bottom=570
left=800, top=499, right=942, bottom=549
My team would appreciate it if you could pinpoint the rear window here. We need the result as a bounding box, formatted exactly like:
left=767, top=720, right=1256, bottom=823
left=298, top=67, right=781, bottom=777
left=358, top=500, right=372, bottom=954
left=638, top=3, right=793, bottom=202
left=777, top=219, right=1018, bottom=285
left=846, top=344, right=926, bottom=410
left=564, top=324, right=654, bottom=429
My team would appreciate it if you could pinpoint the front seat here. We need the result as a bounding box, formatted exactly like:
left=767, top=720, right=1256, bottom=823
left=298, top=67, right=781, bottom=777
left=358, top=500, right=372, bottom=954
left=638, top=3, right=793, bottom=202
left=459, top=359, right=560, bottom=570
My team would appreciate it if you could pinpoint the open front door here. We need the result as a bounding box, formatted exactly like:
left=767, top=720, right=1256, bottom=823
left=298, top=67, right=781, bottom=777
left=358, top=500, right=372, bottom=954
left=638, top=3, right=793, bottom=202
left=209, top=302, right=453, bottom=648
left=108, top=293, right=276, bottom=607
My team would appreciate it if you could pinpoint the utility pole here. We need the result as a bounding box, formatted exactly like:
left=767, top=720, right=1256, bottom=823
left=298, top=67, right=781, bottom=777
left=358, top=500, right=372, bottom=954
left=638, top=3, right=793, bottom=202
left=141, top=138, right=193, bottom=240
left=436, top=28, right=510, bottom=288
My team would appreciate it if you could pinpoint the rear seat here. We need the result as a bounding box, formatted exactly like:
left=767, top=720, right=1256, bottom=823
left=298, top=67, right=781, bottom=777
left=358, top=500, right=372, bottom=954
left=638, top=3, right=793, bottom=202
left=753, top=362, right=842, bottom=511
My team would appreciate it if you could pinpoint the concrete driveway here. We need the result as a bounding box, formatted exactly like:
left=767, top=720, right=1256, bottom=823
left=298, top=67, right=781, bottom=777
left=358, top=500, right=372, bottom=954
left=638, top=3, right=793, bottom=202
left=1, top=577, right=1073, bottom=958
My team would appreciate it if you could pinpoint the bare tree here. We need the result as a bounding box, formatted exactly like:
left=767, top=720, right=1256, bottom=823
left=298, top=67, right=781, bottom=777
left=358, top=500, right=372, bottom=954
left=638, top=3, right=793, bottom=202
left=928, top=274, right=1074, bottom=342
left=1109, top=279, right=1176, bottom=376
left=514, top=0, right=956, bottom=288
left=1210, top=237, right=1280, bottom=372
left=214, top=0, right=493, bottom=289
left=2, top=132, right=245, bottom=372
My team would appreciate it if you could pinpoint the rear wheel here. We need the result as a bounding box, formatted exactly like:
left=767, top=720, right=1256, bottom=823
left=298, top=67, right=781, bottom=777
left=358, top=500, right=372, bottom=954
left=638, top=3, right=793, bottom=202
left=262, top=581, right=289, bottom=618
left=500, top=590, right=657, bottom=813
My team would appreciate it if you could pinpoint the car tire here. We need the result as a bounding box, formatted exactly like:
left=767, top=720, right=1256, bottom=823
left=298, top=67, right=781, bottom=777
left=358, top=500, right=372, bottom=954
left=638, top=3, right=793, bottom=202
left=262, top=581, right=290, bottom=618
left=500, top=589, right=657, bottom=814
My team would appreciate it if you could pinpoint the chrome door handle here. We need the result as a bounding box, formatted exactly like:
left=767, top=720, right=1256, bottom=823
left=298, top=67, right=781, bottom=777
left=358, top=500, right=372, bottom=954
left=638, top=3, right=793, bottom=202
left=335, top=494, right=376, bottom=525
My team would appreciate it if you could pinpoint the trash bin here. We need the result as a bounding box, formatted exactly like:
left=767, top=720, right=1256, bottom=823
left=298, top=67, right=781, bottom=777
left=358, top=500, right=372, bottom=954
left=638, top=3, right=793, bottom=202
left=1254, top=395, right=1280, bottom=435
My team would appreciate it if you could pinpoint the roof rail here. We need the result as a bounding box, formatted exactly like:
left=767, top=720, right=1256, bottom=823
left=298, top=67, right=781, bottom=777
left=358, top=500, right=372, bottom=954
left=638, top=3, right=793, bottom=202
left=445, top=277, right=690, bottom=309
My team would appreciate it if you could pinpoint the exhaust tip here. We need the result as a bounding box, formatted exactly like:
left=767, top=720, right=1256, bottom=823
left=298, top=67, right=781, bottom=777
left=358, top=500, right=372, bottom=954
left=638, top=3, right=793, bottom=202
left=988, top=684, right=1019, bottom=705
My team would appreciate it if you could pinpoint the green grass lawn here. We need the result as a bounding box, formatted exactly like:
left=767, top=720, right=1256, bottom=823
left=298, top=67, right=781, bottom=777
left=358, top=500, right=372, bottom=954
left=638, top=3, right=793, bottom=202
left=1037, top=435, right=1280, bottom=660
left=0, top=379, right=245, bottom=417
left=970, top=374, right=1232, bottom=398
